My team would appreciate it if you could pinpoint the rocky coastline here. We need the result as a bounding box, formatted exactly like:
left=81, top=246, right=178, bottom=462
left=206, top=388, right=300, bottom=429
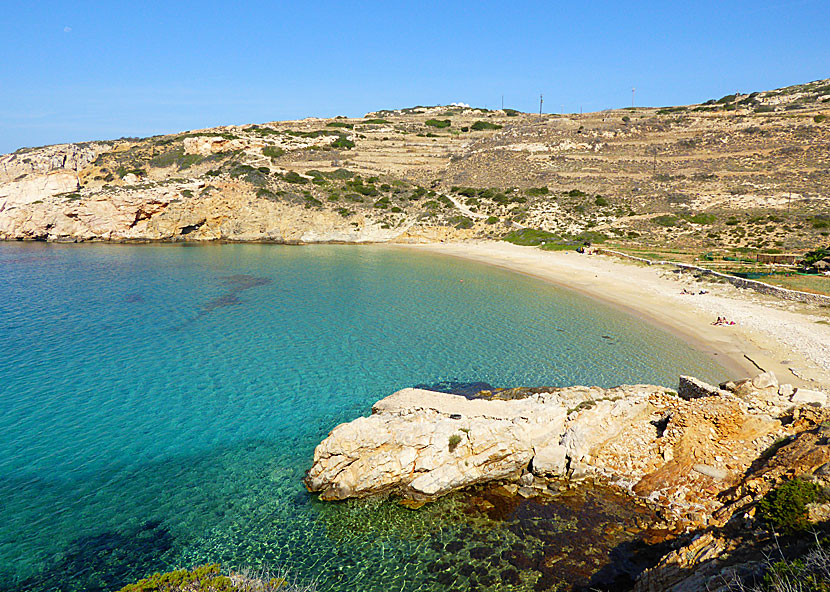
left=306, top=373, right=830, bottom=590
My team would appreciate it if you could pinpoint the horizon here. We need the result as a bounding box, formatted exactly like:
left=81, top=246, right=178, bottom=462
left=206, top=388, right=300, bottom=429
left=2, top=0, right=828, bottom=154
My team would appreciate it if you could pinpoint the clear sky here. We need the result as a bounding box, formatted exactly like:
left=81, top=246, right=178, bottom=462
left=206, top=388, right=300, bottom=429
left=1, top=0, right=827, bottom=154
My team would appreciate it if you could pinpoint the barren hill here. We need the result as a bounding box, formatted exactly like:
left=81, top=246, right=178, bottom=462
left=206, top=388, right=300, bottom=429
left=1, top=79, right=827, bottom=250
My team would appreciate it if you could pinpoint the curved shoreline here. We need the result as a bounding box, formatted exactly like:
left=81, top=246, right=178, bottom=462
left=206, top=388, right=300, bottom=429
left=399, top=241, right=830, bottom=390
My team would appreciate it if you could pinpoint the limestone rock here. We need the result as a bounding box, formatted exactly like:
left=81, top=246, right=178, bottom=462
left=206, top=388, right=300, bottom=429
left=752, top=371, right=778, bottom=390
left=779, top=383, right=795, bottom=398
left=791, top=388, right=829, bottom=406
left=678, top=375, right=727, bottom=400
left=305, top=378, right=806, bottom=521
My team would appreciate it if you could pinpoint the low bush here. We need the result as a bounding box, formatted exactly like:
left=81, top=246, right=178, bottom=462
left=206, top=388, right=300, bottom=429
left=595, top=195, right=609, bottom=207
left=425, top=119, right=451, bottom=128
left=326, top=121, right=353, bottom=129
left=282, top=171, right=308, bottom=184
left=470, top=121, right=502, bottom=131
left=485, top=216, right=499, bottom=224
left=757, top=478, right=822, bottom=533
left=448, top=215, right=474, bottom=229
left=815, top=114, right=827, bottom=123
left=684, top=212, right=717, bottom=225
left=448, top=434, right=462, bottom=452
left=525, top=186, right=549, bottom=197
left=574, top=230, right=608, bottom=244
left=653, top=215, right=680, bottom=227
left=262, top=146, right=285, bottom=159
left=502, top=228, right=559, bottom=246
left=330, top=136, right=355, bottom=149
left=362, top=118, right=388, bottom=124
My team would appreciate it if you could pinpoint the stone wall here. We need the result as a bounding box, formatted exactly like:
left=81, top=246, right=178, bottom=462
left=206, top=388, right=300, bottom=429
left=597, top=249, right=830, bottom=307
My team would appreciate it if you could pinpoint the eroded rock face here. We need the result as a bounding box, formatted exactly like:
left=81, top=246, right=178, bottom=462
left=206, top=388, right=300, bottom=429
left=304, top=376, right=813, bottom=524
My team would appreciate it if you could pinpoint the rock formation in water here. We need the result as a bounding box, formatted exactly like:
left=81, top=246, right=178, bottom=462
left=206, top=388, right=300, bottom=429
left=305, top=373, right=830, bottom=526
left=306, top=373, right=830, bottom=590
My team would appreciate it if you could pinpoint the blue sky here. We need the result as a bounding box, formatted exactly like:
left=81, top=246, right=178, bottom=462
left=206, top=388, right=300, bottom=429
left=1, top=0, right=827, bottom=153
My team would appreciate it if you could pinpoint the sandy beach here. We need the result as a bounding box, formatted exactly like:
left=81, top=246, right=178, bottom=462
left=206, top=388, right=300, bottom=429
left=403, top=241, right=830, bottom=391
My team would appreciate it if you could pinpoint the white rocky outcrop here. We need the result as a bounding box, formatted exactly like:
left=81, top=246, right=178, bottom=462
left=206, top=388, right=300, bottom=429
left=305, top=376, right=794, bottom=521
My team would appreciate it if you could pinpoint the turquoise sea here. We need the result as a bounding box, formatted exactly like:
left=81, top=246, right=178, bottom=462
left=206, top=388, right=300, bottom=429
left=0, top=243, right=726, bottom=591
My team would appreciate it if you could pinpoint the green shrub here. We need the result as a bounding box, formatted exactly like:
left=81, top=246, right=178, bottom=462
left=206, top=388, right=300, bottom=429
left=757, top=478, right=822, bottom=533
left=330, top=136, right=355, bottom=149
left=565, top=189, right=586, bottom=198
left=449, top=215, right=474, bottom=229
left=470, top=121, right=502, bottom=131
left=685, top=213, right=717, bottom=225
left=653, top=215, right=680, bottom=227
left=460, top=126, right=469, bottom=132
left=262, top=146, right=285, bottom=159
left=814, top=114, right=827, bottom=123
left=373, top=197, right=390, bottom=209
left=485, top=216, right=499, bottom=224
left=574, top=230, right=608, bottom=244
left=362, top=118, right=389, bottom=124
left=326, top=121, right=353, bottom=129
left=448, top=434, right=462, bottom=452
left=425, top=119, right=451, bottom=128
left=525, top=186, right=549, bottom=197
left=282, top=171, right=308, bottom=184
left=622, top=116, right=631, bottom=123
left=502, top=228, right=559, bottom=246
left=345, top=178, right=379, bottom=197
left=595, top=195, right=609, bottom=207
left=502, top=108, right=520, bottom=116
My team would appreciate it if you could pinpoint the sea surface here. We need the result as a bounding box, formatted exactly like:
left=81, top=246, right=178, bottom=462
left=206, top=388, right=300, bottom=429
left=0, top=243, right=726, bottom=591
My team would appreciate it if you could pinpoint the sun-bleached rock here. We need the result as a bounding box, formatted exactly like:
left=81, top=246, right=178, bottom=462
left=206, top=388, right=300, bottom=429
left=305, top=378, right=801, bottom=520
left=752, top=371, right=778, bottom=390
left=791, top=388, right=829, bottom=406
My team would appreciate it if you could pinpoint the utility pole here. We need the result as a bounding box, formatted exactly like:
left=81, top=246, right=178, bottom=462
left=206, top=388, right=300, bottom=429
left=501, top=95, right=504, bottom=110
left=632, top=87, right=636, bottom=108
left=539, top=93, right=543, bottom=119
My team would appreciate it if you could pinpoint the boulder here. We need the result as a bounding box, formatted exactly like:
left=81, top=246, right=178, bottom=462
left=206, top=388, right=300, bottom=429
left=752, top=371, right=778, bottom=390
left=678, top=375, right=725, bottom=400
left=778, top=383, right=795, bottom=398
left=791, top=388, right=829, bottom=407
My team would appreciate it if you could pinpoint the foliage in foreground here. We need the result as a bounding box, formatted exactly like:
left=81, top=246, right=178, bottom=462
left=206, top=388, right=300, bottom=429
left=728, top=537, right=830, bottom=592
left=118, top=564, right=316, bottom=592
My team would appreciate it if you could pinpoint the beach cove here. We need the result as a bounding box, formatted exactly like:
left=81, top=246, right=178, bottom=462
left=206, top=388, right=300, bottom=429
left=0, top=241, right=742, bottom=592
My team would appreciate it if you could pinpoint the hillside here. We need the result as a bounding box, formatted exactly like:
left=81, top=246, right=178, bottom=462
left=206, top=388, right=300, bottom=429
left=0, top=79, right=828, bottom=250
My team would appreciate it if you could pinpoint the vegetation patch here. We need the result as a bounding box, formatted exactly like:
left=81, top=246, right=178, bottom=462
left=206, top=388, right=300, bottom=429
left=652, top=215, right=680, bottom=227
left=757, top=478, right=823, bottom=533
left=424, top=119, right=451, bottom=128
left=502, top=228, right=559, bottom=246
left=470, top=121, right=502, bottom=131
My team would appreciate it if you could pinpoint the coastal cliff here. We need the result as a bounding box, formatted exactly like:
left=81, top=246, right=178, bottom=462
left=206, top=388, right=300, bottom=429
left=306, top=373, right=830, bottom=590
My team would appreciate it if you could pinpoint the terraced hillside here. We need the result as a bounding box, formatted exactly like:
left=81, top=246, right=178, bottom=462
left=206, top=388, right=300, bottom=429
left=0, top=79, right=827, bottom=250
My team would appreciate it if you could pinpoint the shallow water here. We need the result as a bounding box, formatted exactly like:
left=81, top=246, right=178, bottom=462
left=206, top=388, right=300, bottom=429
left=0, top=243, right=725, bottom=591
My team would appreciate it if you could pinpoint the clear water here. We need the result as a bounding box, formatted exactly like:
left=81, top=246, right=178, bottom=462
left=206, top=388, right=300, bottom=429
left=0, top=243, right=726, bottom=591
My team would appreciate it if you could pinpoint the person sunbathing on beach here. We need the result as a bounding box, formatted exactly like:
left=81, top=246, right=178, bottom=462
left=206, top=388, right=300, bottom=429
left=712, top=317, right=724, bottom=325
